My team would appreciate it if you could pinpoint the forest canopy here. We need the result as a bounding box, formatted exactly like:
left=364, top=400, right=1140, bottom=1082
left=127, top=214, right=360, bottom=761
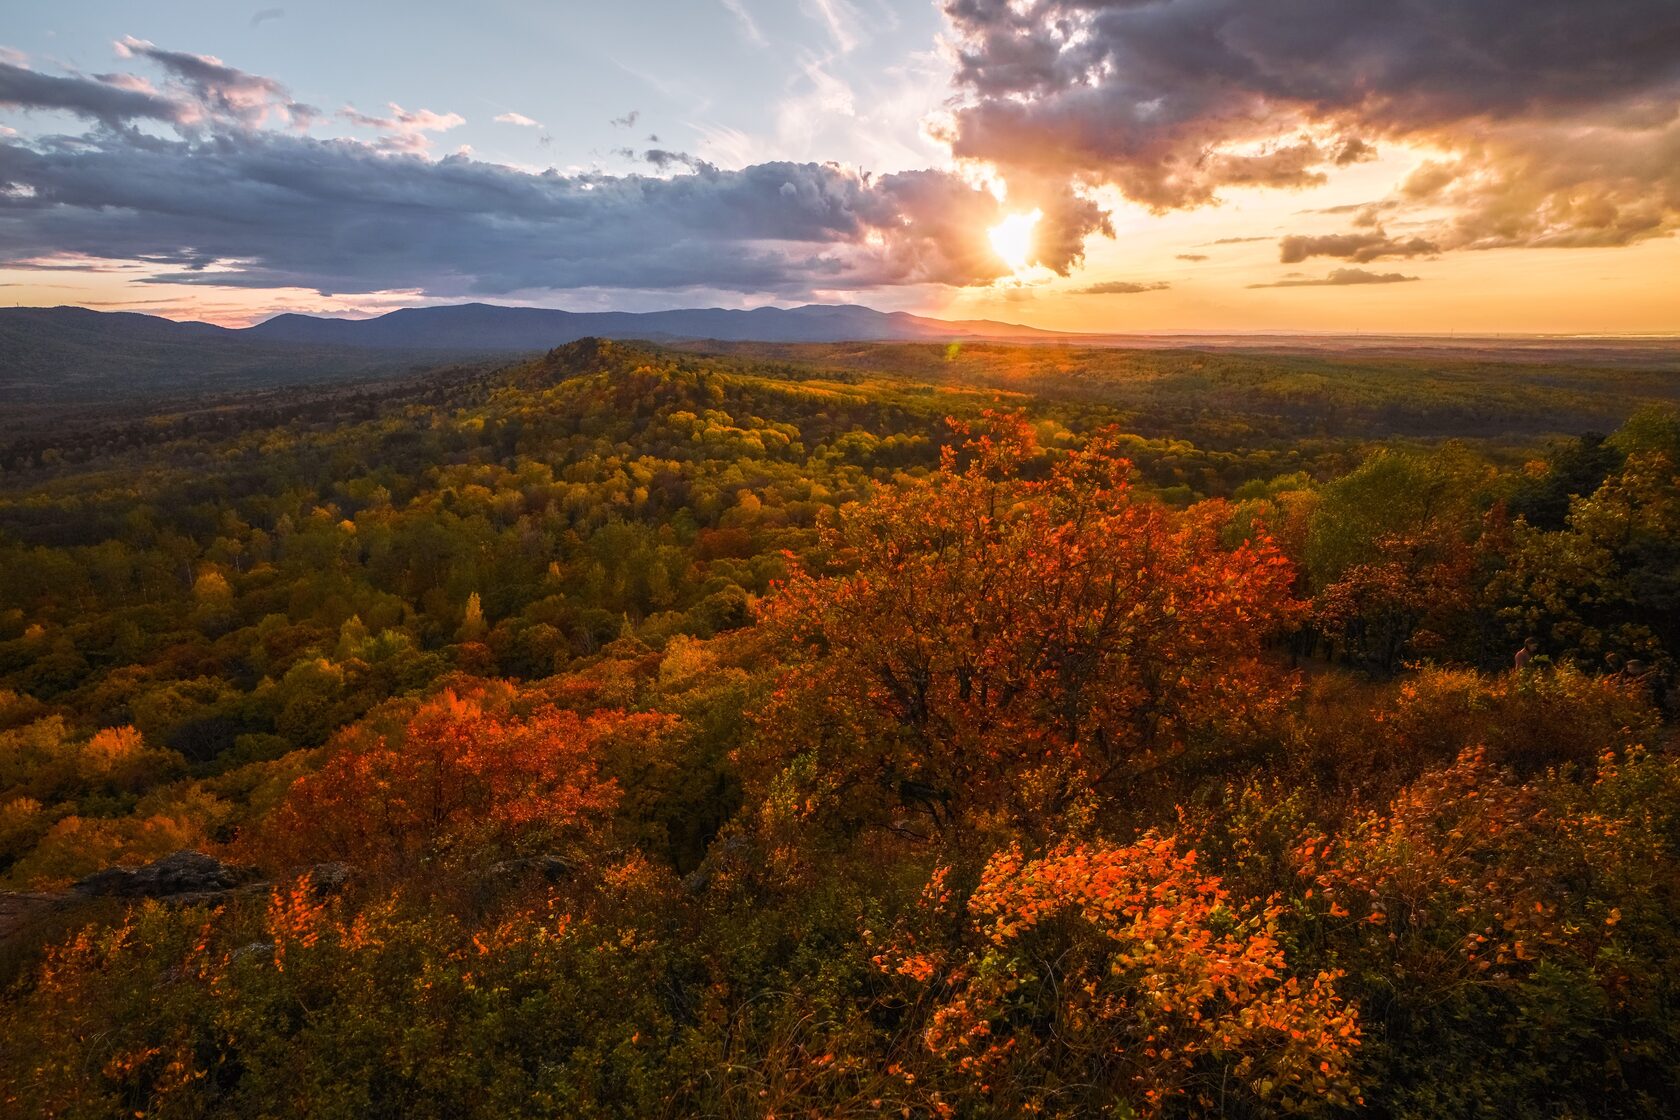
left=1, top=338, right=1677, bottom=1119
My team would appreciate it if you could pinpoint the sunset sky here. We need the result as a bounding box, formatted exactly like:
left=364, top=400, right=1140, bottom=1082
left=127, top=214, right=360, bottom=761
left=2, top=0, right=1677, bottom=333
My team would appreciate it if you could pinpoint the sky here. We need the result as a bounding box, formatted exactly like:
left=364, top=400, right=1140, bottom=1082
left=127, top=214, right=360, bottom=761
left=1, top=0, right=1677, bottom=333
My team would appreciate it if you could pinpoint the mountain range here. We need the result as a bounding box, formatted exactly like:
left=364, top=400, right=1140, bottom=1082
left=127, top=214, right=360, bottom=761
left=9, top=303, right=1674, bottom=418
left=0, top=302, right=1063, bottom=410
left=240, top=302, right=1064, bottom=348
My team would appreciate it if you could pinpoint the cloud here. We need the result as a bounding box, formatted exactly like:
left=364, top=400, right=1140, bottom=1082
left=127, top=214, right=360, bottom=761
left=1072, top=280, right=1170, bottom=295
left=0, top=119, right=1026, bottom=298
left=1204, top=140, right=1332, bottom=193
left=612, top=147, right=707, bottom=171
left=494, top=112, right=541, bottom=128
left=1332, top=137, right=1377, bottom=165
left=0, top=59, right=189, bottom=126
left=1, top=44, right=1032, bottom=299
left=1278, top=230, right=1438, bottom=264
left=1175, top=253, right=1207, bottom=262
left=805, top=0, right=860, bottom=53
left=643, top=149, right=703, bottom=171
left=609, top=110, right=640, bottom=129
left=250, top=8, right=286, bottom=27
left=1248, top=268, right=1420, bottom=288
left=938, top=0, right=1680, bottom=255
left=340, top=102, right=465, bottom=152
left=1299, top=201, right=1399, bottom=223
left=0, top=42, right=319, bottom=133
left=5, top=253, right=148, bottom=273
left=718, top=0, right=768, bottom=47
left=114, top=36, right=314, bottom=128
left=1400, top=124, right=1680, bottom=250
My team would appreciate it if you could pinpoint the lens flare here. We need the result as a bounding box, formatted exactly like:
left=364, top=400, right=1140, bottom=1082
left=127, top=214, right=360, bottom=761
left=988, top=209, right=1042, bottom=273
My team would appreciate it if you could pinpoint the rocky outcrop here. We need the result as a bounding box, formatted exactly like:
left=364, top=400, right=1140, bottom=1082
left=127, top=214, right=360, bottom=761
left=302, top=861, right=352, bottom=894
left=1, top=851, right=356, bottom=960
left=485, top=853, right=578, bottom=884
left=682, top=834, right=755, bottom=895
left=72, top=850, right=259, bottom=899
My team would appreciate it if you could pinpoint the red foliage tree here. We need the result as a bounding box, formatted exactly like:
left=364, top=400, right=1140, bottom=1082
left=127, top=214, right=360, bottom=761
left=251, top=689, right=655, bottom=871
left=754, top=414, right=1303, bottom=835
left=874, top=838, right=1362, bottom=1115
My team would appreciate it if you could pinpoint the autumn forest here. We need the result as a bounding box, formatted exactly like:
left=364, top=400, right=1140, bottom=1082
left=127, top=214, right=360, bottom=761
left=0, top=337, right=1674, bottom=1118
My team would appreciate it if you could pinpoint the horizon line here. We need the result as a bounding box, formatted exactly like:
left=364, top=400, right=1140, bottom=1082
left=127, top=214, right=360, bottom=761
left=7, top=302, right=1679, bottom=343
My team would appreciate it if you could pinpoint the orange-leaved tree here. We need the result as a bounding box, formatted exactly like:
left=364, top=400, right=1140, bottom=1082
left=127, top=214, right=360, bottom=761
left=873, top=837, right=1362, bottom=1116
left=249, top=687, right=660, bottom=872
left=1285, top=744, right=1680, bottom=1114
left=753, top=413, right=1303, bottom=836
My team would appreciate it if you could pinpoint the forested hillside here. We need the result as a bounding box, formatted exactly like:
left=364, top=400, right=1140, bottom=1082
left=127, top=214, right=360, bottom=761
left=1, top=339, right=1677, bottom=1118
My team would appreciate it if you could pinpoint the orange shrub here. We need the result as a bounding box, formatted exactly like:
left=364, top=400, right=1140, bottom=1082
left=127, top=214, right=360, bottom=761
left=248, top=689, right=655, bottom=872
left=879, top=837, right=1362, bottom=1116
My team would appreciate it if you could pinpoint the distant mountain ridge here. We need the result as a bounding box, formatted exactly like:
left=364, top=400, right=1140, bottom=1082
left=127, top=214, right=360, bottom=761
left=240, top=302, right=1066, bottom=348
left=15, top=303, right=1667, bottom=416
left=0, top=302, right=1065, bottom=411
left=0, top=305, right=461, bottom=411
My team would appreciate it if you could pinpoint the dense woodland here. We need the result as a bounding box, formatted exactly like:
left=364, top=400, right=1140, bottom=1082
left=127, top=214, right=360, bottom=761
left=1, top=338, right=1678, bottom=1118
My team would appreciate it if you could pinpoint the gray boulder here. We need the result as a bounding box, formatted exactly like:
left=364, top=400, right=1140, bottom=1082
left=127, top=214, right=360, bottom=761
left=72, top=850, right=256, bottom=899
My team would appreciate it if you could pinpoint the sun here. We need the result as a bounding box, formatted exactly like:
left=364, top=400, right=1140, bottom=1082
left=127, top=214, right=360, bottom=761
left=988, top=209, right=1042, bottom=273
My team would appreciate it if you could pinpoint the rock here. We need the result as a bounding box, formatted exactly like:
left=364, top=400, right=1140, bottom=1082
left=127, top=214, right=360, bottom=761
left=4, top=854, right=352, bottom=960
left=682, top=834, right=756, bottom=895
left=304, top=862, right=352, bottom=894
left=487, top=857, right=529, bottom=879
left=485, top=853, right=576, bottom=884
left=72, top=850, right=257, bottom=899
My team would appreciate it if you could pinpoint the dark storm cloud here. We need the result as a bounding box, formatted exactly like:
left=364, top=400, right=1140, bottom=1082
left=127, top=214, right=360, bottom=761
left=0, top=127, right=1018, bottom=296
left=1071, top=280, right=1169, bottom=294
left=1248, top=269, right=1419, bottom=289
left=941, top=0, right=1680, bottom=250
